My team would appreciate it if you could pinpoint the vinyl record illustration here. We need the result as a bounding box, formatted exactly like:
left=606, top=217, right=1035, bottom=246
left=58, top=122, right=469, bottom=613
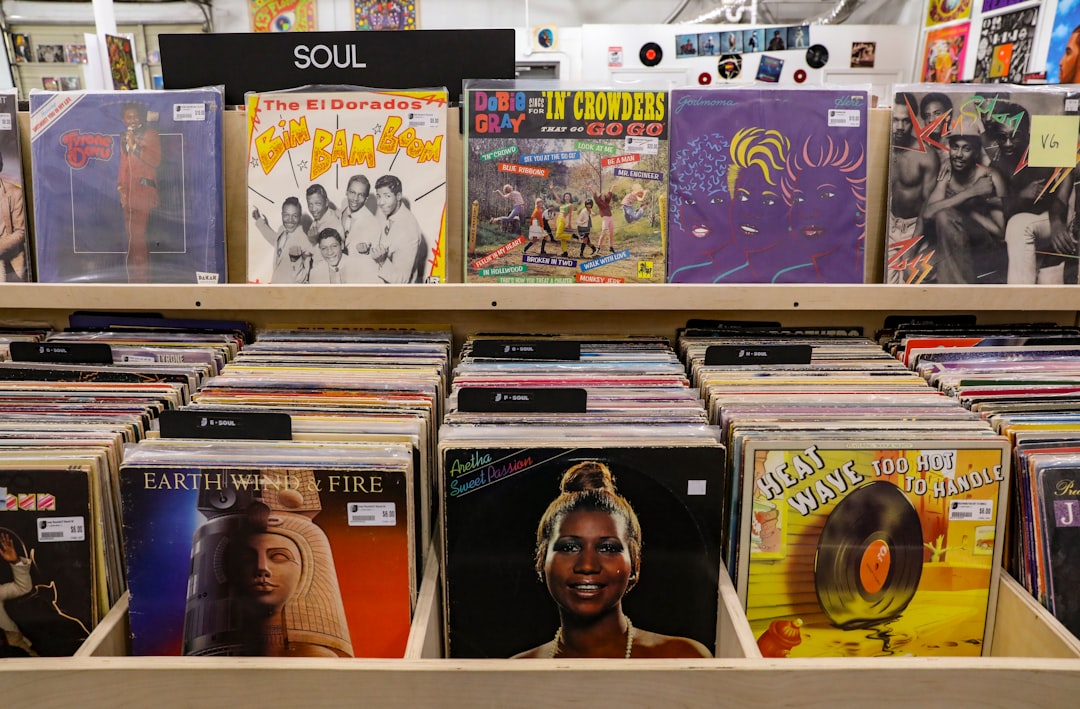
left=806, top=44, right=829, bottom=69
left=814, top=481, right=923, bottom=629
left=718, top=54, right=742, bottom=80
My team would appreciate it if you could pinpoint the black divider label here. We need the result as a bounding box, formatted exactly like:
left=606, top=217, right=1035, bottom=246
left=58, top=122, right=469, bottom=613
left=458, top=388, right=587, bottom=413
left=472, top=340, right=581, bottom=360
left=9, top=342, right=113, bottom=364
left=705, top=344, right=813, bottom=366
left=159, top=411, right=292, bottom=440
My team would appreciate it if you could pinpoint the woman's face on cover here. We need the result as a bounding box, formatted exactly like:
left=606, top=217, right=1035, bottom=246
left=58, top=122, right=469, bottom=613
left=731, top=164, right=784, bottom=246
left=243, top=532, right=302, bottom=611
left=673, top=184, right=727, bottom=246
left=543, top=509, right=632, bottom=619
left=789, top=163, right=848, bottom=245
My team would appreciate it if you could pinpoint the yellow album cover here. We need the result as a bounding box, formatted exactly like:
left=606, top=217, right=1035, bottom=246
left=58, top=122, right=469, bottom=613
left=740, top=440, right=1008, bottom=657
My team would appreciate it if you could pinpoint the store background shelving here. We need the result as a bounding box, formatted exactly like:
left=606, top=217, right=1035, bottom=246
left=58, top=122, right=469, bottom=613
left=2, top=105, right=1080, bottom=708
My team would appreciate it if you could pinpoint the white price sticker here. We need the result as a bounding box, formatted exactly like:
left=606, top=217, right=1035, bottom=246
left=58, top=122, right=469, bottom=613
left=173, top=103, right=207, bottom=122
left=948, top=499, right=993, bottom=522
left=687, top=480, right=707, bottom=496
left=38, top=517, right=85, bottom=542
left=408, top=112, right=440, bottom=129
left=348, top=502, right=396, bottom=526
left=623, top=136, right=659, bottom=155
left=196, top=271, right=219, bottom=284
left=120, top=354, right=156, bottom=363
left=1067, top=99, right=1080, bottom=113
left=827, top=109, right=861, bottom=128
left=0, top=114, right=11, bottom=131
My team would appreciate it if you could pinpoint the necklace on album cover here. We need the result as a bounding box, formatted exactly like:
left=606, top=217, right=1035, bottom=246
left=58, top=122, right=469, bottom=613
left=548, top=616, right=634, bottom=659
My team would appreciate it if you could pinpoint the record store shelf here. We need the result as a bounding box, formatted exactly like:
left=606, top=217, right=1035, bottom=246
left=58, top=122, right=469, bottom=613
left=4, top=107, right=1080, bottom=707
left=3, top=569, right=1080, bottom=708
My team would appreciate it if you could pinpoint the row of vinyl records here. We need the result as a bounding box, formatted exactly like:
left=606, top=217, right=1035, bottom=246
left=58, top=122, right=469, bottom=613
left=2, top=81, right=1079, bottom=286
left=3, top=315, right=1080, bottom=658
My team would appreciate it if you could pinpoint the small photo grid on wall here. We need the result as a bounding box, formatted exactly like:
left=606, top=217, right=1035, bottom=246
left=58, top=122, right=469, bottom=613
left=675, top=26, right=810, bottom=58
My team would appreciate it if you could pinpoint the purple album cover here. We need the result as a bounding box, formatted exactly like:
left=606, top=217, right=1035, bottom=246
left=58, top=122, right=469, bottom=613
left=29, top=89, right=226, bottom=284
left=667, top=87, right=869, bottom=283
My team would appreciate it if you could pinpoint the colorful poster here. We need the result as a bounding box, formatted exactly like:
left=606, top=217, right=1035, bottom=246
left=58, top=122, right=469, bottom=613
left=1047, top=0, right=1080, bottom=83
left=973, top=6, right=1040, bottom=84
left=354, top=0, right=417, bottom=30
left=741, top=442, right=1009, bottom=658
left=667, top=87, right=869, bottom=284
left=922, top=24, right=970, bottom=82
left=249, top=0, right=317, bottom=32
left=245, top=88, right=448, bottom=284
left=927, top=0, right=973, bottom=26
left=464, top=84, right=668, bottom=284
left=105, top=34, right=137, bottom=90
left=982, top=0, right=1030, bottom=11
left=30, top=89, right=227, bottom=283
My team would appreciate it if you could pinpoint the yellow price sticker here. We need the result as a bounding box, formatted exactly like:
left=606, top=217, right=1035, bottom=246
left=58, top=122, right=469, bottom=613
left=1029, top=114, right=1080, bottom=168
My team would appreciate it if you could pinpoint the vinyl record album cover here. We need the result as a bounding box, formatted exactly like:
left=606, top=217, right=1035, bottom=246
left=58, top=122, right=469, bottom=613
left=464, top=83, right=668, bottom=283
left=886, top=86, right=1080, bottom=285
left=0, top=466, right=94, bottom=657
left=354, top=0, right=416, bottom=30
left=441, top=445, right=724, bottom=658
left=0, top=89, right=29, bottom=282
left=121, top=465, right=413, bottom=657
left=1047, top=0, right=1080, bottom=84
left=740, top=441, right=1008, bottom=657
left=667, top=87, right=868, bottom=284
left=245, top=87, right=448, bottom=284
left=922, top=24, right=970, bottom=83
left=973, top=6, right=1040, bottom=84
left=1035, top=463, right=1080, bottom=637
left=30, top=89, right=226, bottom=284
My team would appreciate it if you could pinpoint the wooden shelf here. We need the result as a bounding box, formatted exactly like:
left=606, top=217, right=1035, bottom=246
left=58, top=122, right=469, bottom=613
left=2, top=283, right=1079, bottom=315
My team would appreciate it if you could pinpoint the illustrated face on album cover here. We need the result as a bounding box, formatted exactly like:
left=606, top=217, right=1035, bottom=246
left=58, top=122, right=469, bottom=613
left=121, top=466, right=412, bottom=657
left=441, top=446, right=724, bottom=659
left=667, top=87, right=868, bottom=285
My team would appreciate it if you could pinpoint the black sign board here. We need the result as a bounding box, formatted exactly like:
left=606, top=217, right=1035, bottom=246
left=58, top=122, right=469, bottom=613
left=704, top=344, right=813, bottom=366
left=159, top=410, right=292, bottom=440
left=457, top=388, right=588, bottom=414
left=160, top=29, right=516, bottom=106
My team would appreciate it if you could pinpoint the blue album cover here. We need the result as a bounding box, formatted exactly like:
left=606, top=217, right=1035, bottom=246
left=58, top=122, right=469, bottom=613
left=29, top=89, right=226, bottom=283
left=667, top=86, right=869, bottom=284
left=1047, top=0, right=1080, bottom=84
left=756, top=56, right=785, bottom=82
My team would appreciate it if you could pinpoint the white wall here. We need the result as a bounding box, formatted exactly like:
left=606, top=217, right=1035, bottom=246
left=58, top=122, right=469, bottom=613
left=1, top=0, right=923, bottom=34
left=207, top=0, right=921, bottom=34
